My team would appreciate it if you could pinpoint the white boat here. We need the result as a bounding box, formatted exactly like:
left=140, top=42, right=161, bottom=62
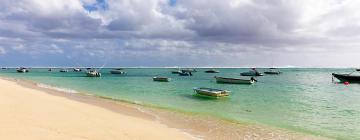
left=86, top=70, right=101, bottom=77
left=215, top=76, right=255, bottom=84
left=240, top=69, right=263, bottom=76
left=16, top=67, right=29, bottom=73
left=110, top=69, right=126, bottom=74
left=59, top=69, right=69, bottom=72
left=73, top=68, right=82, bottom=72
left=193, top=87, right=230, bottom=97
left=153, top=77, right=171, bottom=82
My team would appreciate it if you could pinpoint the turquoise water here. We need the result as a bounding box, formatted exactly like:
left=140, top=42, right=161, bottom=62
left=1, top=68, right=360, bottom=139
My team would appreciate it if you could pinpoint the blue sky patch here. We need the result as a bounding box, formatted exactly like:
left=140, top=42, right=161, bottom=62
left=83, top=0, right=109, bottom=12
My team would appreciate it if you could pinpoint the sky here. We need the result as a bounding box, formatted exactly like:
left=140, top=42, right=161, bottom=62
left=0, top=0, right=360, bottom=67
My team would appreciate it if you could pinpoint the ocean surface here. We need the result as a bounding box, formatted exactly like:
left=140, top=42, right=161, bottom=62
left=1, top=68, right=359, bottom=140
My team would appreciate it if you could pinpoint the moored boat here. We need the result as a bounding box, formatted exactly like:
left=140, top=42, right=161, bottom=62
left=193, top=87, right=230, bottom=97
left=171, top=70, right=182, bottom=74
left=86, top=70, right=101, bottom=77
left=110, top=68, right=126, bottom=74
left=215, top=76, right=255, bottom=84
left=240, top=68, right=263, bottom=76
left=153, top=77, right=171, bottom=82
left=59, top=69, right=69, bottom=72
left=205, top=69, right=220, bottom=73
left=179, top=71, right=192, bottom=76
left=182, top=68, right=197, bottom=72
left=16, top=67, right=29, bottom=73
left=264, top=68, right=281, bottom=75
left=332, top=73, right=360, bottom=83
left=73, top=68, right=82, bottom=72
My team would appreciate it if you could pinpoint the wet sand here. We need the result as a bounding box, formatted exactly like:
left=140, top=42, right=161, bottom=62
left=0, top=77, right=331, bottom=140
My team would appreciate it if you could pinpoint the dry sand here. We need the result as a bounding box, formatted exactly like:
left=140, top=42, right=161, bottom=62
left=0, top=78, right=193, bottom=140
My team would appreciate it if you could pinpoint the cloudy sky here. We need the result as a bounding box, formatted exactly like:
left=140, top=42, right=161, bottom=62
left=0, top=0, right=359, bottom=67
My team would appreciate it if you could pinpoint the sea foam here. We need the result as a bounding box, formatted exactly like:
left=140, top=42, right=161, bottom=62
left=36, top=83, right=78, bottom=94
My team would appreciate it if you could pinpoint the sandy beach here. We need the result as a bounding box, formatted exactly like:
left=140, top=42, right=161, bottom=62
left=0, top=76, right=332, bottom=140
left=0, top=78, right=193, bottom=140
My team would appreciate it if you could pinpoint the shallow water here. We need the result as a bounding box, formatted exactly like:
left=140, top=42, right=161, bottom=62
left=1, top=68, right=359, bottom=139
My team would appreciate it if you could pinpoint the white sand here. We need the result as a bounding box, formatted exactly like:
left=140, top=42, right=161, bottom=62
left=0, top=78, right=192, bottom=140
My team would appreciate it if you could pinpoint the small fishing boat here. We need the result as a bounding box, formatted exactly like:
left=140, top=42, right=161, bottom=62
left=48, top=68, right=52, bottom=71
left=205, top=69, right=220, bottom=73
left=240, top=68, right=263, bottom=76
left=332, top=73, right=360, bottom=83
left=110, top=68, right=126, bottom=74
left=16, top=67, right=29, bottom=73
left=215, top=76, right=255, bottom=84
left=59, top=69, right=69, bottom=72
left=73, top=68, right=82, bottom=72
left=264, top=68, right=281, bottom=75
left=171, top=70, right=182, bottom=74
left=153, top=77, right=171, bottom=82
left=193, top=87, right=230, bottom=97
left=179, top=71, right=192, bottom=76
left=86, top=70, right=101, bottom=77
left=182, top=68, right=197, bottom=72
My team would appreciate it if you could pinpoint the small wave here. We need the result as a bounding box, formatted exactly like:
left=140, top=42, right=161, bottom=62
left=36, top=83, right=78, bottom=94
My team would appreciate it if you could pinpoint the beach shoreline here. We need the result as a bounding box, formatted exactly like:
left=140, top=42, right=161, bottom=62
left=0, top=77, right=331, bottom=140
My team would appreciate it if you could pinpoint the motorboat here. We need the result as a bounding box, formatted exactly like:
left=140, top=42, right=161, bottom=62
left=193, top=87, right=230, bottom=97
left=171, top=70, right=182, bottom=74
left=86, top=70, right=101, bottom=77
left=73, top=68, right=82, bottom=72
left=110, top=68, right=126, bottom=74
left=153, top=77, right=171, bottom=82
left=264, top=68, right=281, bottom=75
left=205, top=69, right=220, bottom=73
left=215, top=76, right=255, bottom=84
left=332, top=72, right=360, bottom=83
left=179, top=71, right=192, bottom=76
left=59, top=69, right=69, bottom=72
left=182, top=68, right=197, bottom=72
left=16, top=67, right=29, bottom=73
left=240, top=68, right=263, bottom=76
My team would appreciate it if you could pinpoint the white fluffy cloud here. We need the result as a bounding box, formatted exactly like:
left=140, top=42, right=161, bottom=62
left=0, top=0, right=360, bottom=67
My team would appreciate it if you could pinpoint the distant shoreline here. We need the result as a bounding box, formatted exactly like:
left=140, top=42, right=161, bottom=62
left=1, top=67, right=358, bottom=69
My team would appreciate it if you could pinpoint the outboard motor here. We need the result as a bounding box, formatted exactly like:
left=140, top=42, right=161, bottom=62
left=251, top=77, right=257, bottom=82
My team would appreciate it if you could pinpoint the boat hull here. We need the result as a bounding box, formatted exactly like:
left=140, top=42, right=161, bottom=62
left=179, top=72, right=192, bottom=76
left=264, top=71, right=281, bottom=75
left=205, top=70, right=219, bottom=73
left=240, top=72, right=263, bottom=76
left=110, top=71, right=126, bottom=74
left=332, top=73, right=360, bottom=82
left=193, top=88, right=229, bottom=97
left=153, top=77, right=170, bottom=82
left=17, top=69, right=29, bottom=73
left=215, top=76, right=254, bottom=84
left=86, top=72, right=101, bottom=77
